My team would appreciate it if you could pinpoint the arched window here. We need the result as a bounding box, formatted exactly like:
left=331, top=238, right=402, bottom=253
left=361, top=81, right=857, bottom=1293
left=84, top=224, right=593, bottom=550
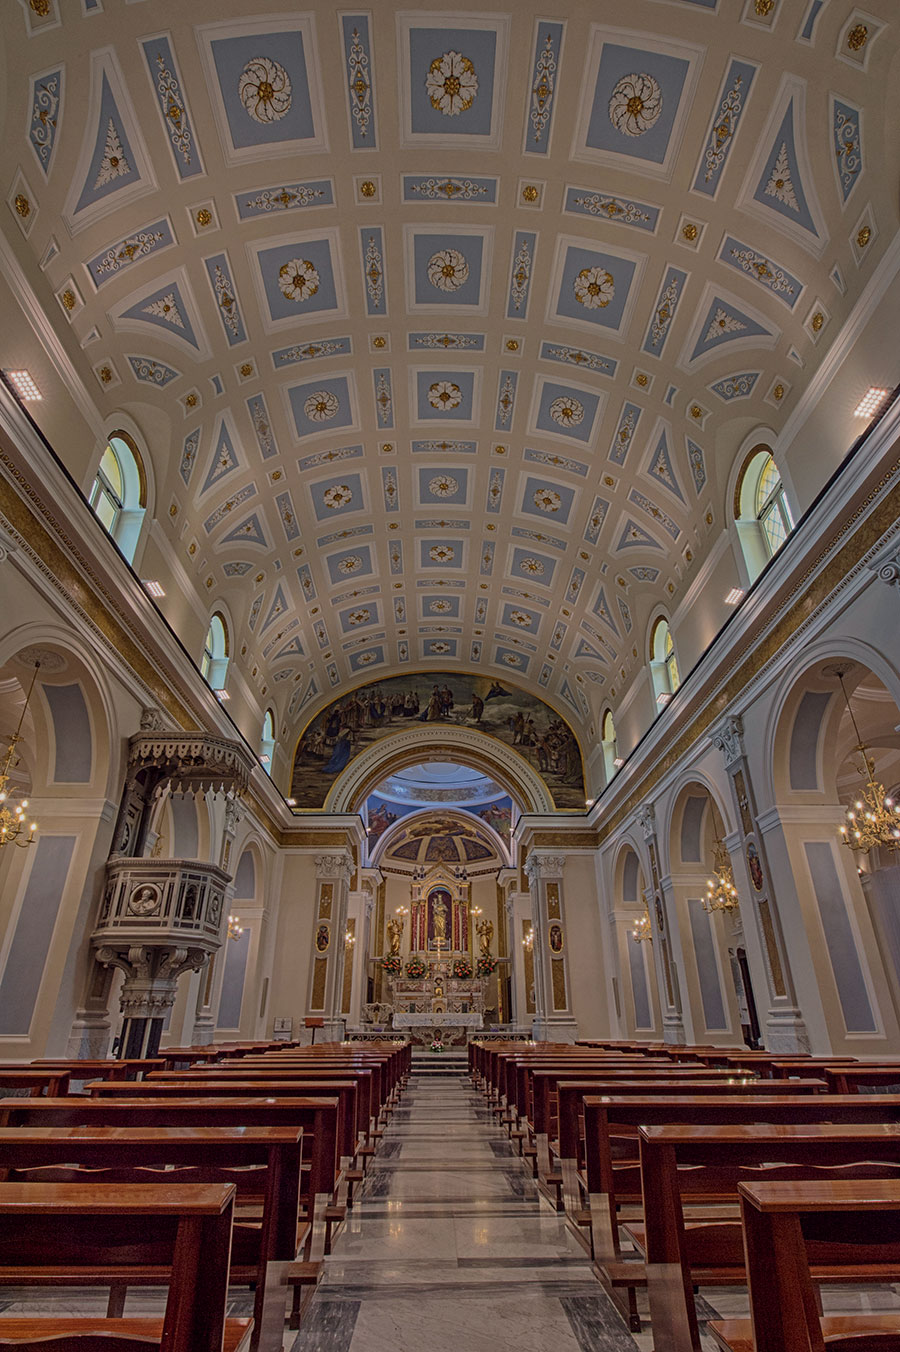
left=201, top=613, right=229, bottom=692
left=601, top=709, right=619, bottom=781
left=734, top=447, right=794, bottom=582
left=260, top=708, right=275, bottom=773
left=650, top=618, right=680, bottom=706
left=89, top=433, right=146, bottom=563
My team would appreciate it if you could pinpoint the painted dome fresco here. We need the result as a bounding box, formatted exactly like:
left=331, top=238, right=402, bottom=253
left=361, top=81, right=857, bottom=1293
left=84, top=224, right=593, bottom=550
left=2, top=0, right=898, bottom=745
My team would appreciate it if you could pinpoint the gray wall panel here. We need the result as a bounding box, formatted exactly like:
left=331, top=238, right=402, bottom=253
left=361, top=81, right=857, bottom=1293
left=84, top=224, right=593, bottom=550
left=217, top=928, right=250, bottom=1029
left=627, top=932, right=652, bottom=1029
left=43, top=684, right=92, bottom=784
left=0, top=835, right=76, bottom=1035
left=804, top=841, right=877, bottom=1032
left=688, top=898, right=728, bottom=1030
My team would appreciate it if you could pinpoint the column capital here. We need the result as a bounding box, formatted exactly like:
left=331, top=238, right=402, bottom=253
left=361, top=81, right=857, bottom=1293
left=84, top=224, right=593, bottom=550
left=637, top=804, right=656, bottom=840
left=524, top=852, right=566, bottom=884
left=315, top=851, right=354, bottom=883
left=711, top=714, right=745, bottom=768
left=868, top=538, right=900, bottom=588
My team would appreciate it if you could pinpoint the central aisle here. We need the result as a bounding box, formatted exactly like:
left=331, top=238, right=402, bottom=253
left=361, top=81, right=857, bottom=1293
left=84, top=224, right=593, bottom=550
left=292, top=1059, right=642, bottom=1352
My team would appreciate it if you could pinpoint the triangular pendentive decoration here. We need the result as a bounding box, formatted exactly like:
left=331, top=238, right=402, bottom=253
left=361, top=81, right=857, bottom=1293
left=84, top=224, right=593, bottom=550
left=616, top=518, right=664, bottom=552
left=220, top=512, right=268, bottom=548
left=752, top=101, right=820, bottom=240
left=261, top=584, right=291, bottom=634
left=66, top=52, right=154, bottom=229
left=645, top=425, right=685, bottom=503
left=201, top=417, right=243, bottom=495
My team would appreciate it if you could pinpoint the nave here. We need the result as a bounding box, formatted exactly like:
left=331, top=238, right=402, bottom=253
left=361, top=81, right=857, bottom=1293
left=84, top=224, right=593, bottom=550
left=296, top=1057, right=628, bottom=1352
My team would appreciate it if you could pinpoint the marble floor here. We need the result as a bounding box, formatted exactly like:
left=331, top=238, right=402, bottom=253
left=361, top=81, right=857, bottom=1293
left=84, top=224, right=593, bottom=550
left=294, top=1066, right=654, bottom=1352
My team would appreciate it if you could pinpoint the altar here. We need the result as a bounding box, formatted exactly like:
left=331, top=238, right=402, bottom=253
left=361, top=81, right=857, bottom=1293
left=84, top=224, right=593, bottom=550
left=392, top=1013, right=482, bottom=1030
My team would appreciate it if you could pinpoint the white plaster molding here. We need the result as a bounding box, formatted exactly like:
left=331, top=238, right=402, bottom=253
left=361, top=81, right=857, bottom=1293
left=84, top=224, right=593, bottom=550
left=777, top=226, right=900, bottom=454
left=0, top=230, right=104, bottom=438
left=523, top=852, right=567, bottom=883
left=315, top=851, right=354, bottom=883
left=671, top=531, right=733, bottom=632
left=327, top=725, right=555, bottom=814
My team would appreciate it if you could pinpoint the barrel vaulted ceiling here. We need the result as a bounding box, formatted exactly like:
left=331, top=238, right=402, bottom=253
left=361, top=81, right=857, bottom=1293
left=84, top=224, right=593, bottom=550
left=2, top=0, right=898, bottom=743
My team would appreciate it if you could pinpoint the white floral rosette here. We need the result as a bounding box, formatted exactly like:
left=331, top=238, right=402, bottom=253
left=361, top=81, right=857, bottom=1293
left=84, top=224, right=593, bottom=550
left=549, top=395, right=585, bottom=427
left=279, top=258, right=320, bottom=303
left=574, top=265, right=615, bottom=310
left=427, top=248, right=469, bottom=292
left=427, top=381, right=463, bottom=411
left=304, top=390, right=339, bottom=422
left=239, top=56, right=293, bottom=124
left=426, top=51, right=478, bottom=117
left=608, top=72, right=663, bottom=137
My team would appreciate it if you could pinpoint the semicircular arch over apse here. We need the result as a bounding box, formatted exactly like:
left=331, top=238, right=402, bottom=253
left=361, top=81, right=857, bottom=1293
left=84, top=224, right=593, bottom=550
left=293, top=671, right=581, bottom=812
left=3, top=2, right=897, bottom=749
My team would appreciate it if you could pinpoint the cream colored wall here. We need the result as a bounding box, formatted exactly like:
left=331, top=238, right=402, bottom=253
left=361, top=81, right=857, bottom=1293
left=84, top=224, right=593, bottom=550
left=560, top=853, right=609, bottom=1040
left=264, top=851, right=319, bottom=1040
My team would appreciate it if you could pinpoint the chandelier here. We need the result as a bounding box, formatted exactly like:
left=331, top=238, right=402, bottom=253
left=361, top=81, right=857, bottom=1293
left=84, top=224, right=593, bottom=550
left=631, top=892, right=653, bottom=944
left=522, top=926, right=534, bottom=951
left=833, top=667, right=900, bottom=854
left=226, top=913, right=244, bottom=941
left=0, top=662, right=39, bottom=851
left=703, top=838, right=740, bottom=915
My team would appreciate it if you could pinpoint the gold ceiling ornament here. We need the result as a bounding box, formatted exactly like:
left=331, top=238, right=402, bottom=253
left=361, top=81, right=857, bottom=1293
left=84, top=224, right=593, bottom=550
left=681, top=222, right=698, bottom=241
left=0, top=661, right=40, bottom=852
left=811, top=311, right=825, bottom=332
left=830, top=664, right=900, bottom=854
left=631, top=892, right=653, bottom=944
left=195, top=208, right=212, bottom=227
left=14, top=194, right=30, bottom=219
left=703, top=835, right=740, bottom=914
left=857, top=225, right=871, bottom=248
left=226, top=913, right=244, bottom=941
left=847, top=23, right=868, bottom=51
left=30, top=0, right=50, bottom=14
left=522, top=185, right=539, bottom=202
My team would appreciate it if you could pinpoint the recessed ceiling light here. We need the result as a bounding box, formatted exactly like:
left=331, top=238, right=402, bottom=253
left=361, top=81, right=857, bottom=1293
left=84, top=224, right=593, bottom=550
left=5, top=370, right=41, bottom=401
left=725, top=587, right=745, bottom=605
left=854, top=387, right=890, bottom=417
left=214, top=688, right=230, bottom=701
left=286, top=797, right=297, bottom=807
left=613, top=757, right=625, bottom=768
left=585, top=798, right=595, bottom=808
left=143, top=580, right=165, bottom=598
left=259, top=753, right=270, bottom=764
left=657, top=691, right=672, bottom=706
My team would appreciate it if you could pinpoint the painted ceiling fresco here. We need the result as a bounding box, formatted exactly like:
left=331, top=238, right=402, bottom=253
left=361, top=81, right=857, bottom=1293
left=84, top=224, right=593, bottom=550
left=3, top=0, right=897, bottom=744
left=290, top=672, right=584, bottom=809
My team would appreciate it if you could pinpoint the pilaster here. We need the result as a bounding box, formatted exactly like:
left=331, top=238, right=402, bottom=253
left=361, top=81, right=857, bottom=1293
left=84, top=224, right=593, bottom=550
left=523, top=851, right=577, bottom=1042
left=711, top=715, right=811, bottom=1052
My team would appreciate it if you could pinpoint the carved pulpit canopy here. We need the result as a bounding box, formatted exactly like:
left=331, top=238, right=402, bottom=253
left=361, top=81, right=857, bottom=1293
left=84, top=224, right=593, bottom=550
left=128, top=727, right=257, bottom=798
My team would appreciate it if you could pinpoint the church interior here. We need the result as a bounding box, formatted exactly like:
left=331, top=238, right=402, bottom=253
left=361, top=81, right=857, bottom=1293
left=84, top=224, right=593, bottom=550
left=1, top=0, right=900, bottom=1347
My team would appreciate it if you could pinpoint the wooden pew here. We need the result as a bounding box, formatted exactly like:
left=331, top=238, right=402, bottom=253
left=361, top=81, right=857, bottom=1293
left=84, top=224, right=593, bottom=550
left=584, top=1092, right=900, bottom=1327
left=825, top=1064, right=900, bottom=1094
left=639, top=1122, right=900, bottom=1352
left=81, top=1079, right=346, bottom=1245
left=31, top=1059, right=165, bottom=1083
left=708, top=1179, right=900, bottom=1352
left=0, top=1181, right=250, bottom=1352
left=557, top=1077, right=828, bottom=1247
left=0, top=1071, right=69, bottom=1098
left=0, top=1126, right=306, bottom=1352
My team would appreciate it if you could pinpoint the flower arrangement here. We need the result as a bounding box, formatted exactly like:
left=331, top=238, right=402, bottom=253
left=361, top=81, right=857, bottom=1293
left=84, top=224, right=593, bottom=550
left=451, top=958, right=473, bottom=980
left=405, top=955, right=428, bottom=979
left=381, top=955, right=402, bottom=977
left=476, top=955, right=498, bottom=977
left=429, top=1039, right=444, bottom=1053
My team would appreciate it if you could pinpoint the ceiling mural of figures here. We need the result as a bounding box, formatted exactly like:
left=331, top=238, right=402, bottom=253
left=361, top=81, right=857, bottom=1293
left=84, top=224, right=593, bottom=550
left=290, top=673, right=584, bottom=809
